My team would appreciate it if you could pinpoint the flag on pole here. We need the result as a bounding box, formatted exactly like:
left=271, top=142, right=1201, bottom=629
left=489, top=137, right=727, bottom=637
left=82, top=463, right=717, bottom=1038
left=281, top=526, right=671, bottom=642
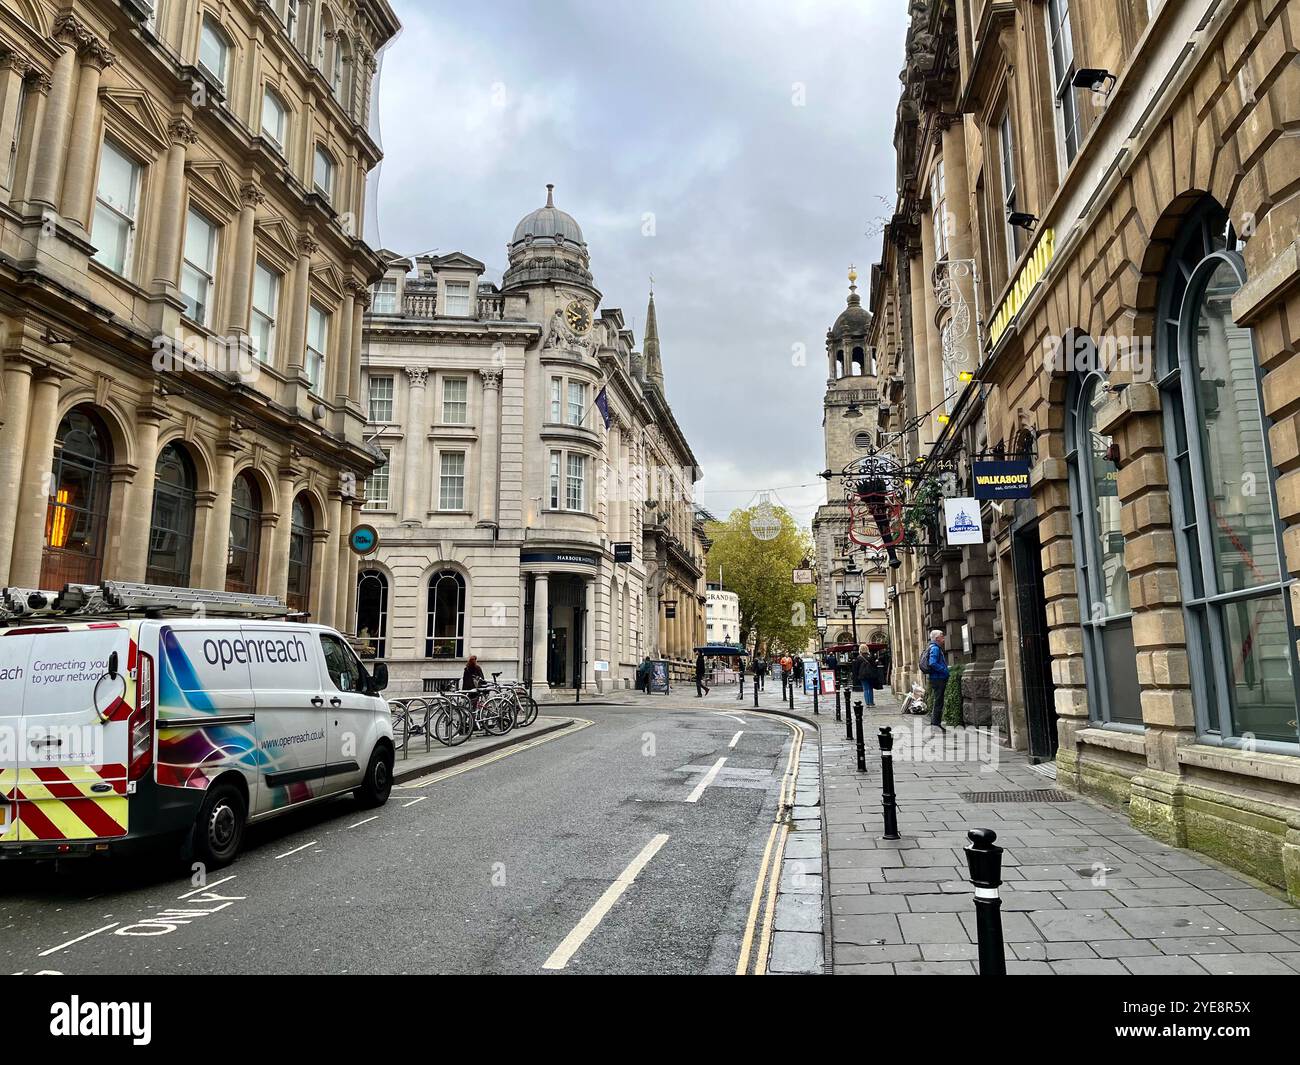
left=594, top=385, right=611, bottom=429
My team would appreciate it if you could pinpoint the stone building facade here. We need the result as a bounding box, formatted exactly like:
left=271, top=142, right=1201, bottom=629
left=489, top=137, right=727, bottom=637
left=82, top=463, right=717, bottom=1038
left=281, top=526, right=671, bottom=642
left=358, top=189, right=706, bottom=696
left=812, top=272, right=891, bottom=652
left=868, top=0, right=1300, bottom=899
left=0, top=0, right=398, bottom=626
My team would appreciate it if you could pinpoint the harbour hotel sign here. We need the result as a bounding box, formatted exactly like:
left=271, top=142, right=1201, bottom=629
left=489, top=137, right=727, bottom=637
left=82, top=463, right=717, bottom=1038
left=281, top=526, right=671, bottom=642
left=989, top=228, right=1056, bottom=347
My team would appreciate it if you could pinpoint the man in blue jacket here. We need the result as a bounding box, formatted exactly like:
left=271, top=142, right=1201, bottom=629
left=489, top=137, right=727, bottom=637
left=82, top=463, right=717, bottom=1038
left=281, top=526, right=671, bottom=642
left=924, top=629, right=949, bottom=731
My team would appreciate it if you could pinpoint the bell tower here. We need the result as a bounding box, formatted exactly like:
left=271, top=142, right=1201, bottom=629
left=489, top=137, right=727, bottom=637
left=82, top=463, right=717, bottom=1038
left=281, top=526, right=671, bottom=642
left=823, top=267, right=878, bottom=473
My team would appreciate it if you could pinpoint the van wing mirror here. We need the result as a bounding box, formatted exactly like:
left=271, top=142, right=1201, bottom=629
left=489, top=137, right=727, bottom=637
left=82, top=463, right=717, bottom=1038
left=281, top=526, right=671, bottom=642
left=370, top=662, right=389, bottom=693
left=107, top=651, right=119, bottom=680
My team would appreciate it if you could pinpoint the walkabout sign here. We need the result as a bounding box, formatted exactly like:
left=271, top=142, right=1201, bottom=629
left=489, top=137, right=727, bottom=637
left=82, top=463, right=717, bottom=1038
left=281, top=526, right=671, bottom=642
left=972, top=460, right=1031, bottom=499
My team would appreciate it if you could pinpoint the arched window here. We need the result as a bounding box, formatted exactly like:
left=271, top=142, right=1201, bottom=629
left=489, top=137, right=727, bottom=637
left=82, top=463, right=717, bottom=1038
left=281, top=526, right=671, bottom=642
left=1158, top=199, right=1298, bottom=746
left=426, top=570, right=465, bottom=658
left=287, top=494, right=314, bottom=613
left=226, top=471, right=262, bottom=593
left=851, top=346, right=865, bottom=376
left=146, top=442, right=198, bottom=587
left=356, top=570, right=388, bottom=659
left=42, top=407, right=113, bottom=588
left=1066, top=366, right=1141, bottom=725
left=835, top=348, right=844, bottom=379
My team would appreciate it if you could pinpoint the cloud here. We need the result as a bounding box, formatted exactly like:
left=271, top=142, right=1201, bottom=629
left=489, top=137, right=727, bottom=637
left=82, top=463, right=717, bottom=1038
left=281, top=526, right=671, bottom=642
left=372, top=0, right=908, bottom=524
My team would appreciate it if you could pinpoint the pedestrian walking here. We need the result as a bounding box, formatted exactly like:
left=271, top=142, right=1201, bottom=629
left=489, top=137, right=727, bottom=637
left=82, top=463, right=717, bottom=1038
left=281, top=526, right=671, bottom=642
left=921, top=629, right=949, bottom=731
left=754, top=655, right=767, bottom=691
left=695, top=652, right=711, bottom=697
left=636, top=655, right=653, bottom=693
left=853, top=644, right=877, bottom=707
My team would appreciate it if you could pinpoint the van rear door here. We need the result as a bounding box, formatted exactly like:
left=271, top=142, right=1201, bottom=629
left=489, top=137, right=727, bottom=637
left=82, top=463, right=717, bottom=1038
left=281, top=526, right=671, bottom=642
left=3, top=624, right=132, bottom=843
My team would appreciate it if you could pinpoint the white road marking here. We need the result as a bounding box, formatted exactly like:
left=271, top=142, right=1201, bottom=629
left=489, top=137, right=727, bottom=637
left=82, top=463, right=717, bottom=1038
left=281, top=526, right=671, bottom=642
left=710, top=712, right=747, bottom=725
left=542, top=833, right=669, bottom=970
left=39, top=922, right=119, bottom=957
left=274, top=840, right=319, bottom=860
left=685, top=757, right=727, bottom=803
left=348, top=816, right=379, bottom=829
left=728, top=730, right=743, bottom=748
left=177, top=875, right=236, bottom=900
left=402, top=796, right=428, bottom=808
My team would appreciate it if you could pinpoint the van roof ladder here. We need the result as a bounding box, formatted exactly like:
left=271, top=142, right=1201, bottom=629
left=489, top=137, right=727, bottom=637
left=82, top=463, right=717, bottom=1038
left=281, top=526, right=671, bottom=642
left=1, top=582, right=294, bottom=623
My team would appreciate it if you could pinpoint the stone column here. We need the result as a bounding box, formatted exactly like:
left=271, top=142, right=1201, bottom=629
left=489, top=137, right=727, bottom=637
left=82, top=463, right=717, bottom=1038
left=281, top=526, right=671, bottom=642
left=476, top=368, right=501, bottom=527
left=10, top=369, right=63, bottom=587
left=584, top=576, right=596, bottom=689
left=285, top=234, right=317, bottom=378
left=401, top=366, right=427, bottom=523
left=10, top=69, right=49, bottom=209
left=200, top=442, right=238, bottom=590
left=346, top=282, right=368, bottom=407
left=118, top=410, right=165, bottom=582
left=149, top=118, right=199, bottom=297
left=268, top=465, right=297, bottom=600
left=531, top=574, right=549, bottom=689
left=58, top=40, right=115, bottom=234
left=0, top=357, right=34, bottom=585
left=223, top=182, right=264, bottom=333
left=332, top=287, right=355, bottom=404
left=319, top=492, right=344, bottom=627
left=26, top=25, right=79, bottom=213
left=919, top=215, right=945, bottom=440
left=307, top=528, right=330, bottom=619
left=909, top=250, right=935, bottom=452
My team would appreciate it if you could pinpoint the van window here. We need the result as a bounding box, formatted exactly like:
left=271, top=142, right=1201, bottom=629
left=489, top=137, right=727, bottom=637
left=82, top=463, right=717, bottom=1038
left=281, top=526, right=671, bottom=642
left=319, top=633, right=362, bottom=693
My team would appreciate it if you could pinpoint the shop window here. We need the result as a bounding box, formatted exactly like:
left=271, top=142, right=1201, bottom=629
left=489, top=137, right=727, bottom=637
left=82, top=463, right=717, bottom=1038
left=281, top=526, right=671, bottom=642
left=1157, top=199, right=1299, bottom=747
left=425, top=570, right=465, bottom=658
left=146, top=442, right=198, bottom=587
left=355, top=570, right=389, bottom=659
left=1067, top=367, right=1141, bottom=726
left=42, top=407, right=113, bottom=589
left=287, top=494, right=315, bottom=613
left=227, top=471, right=262, bottom=593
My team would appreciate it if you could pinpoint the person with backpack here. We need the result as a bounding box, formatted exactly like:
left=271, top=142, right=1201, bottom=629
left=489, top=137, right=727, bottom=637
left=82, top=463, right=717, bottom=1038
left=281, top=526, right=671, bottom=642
left=920, top=629, right=949, bottom=731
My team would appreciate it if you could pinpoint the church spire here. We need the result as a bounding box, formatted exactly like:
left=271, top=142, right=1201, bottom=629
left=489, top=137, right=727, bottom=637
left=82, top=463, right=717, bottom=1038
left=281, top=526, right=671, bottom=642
left=644, top=290, right=664, bottom=390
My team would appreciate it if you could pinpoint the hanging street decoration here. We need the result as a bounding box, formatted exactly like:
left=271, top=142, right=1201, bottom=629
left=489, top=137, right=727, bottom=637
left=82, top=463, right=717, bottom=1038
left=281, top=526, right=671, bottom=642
left=749, top=491, right=782, bottom=541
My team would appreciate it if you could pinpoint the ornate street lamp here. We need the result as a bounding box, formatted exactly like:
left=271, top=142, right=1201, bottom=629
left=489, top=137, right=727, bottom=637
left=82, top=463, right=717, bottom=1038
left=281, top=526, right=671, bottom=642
left=815, top=609, right=828, bottom=652
left=842, top=559, right=864, bottom=646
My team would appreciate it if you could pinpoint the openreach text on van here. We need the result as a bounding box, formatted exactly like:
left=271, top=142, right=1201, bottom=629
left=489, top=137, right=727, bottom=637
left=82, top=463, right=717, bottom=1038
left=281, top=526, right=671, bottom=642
left=201, top=634, right=309, bottom=670
left=50, top=997, right=151, bottom=1046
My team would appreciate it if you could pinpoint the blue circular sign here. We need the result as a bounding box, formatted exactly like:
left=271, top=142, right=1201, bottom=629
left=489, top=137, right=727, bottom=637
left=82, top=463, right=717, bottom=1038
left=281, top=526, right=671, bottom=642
left=349, top=524, right=379, bottom=554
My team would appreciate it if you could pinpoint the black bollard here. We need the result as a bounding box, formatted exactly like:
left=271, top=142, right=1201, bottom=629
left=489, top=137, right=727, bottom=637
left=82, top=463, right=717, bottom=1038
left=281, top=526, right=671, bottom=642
left=834, top=682, right=842, bottom=722
left=853, top=700, right=866, bottom=772
left=965, top=829, right=1006, bottom=976
left=753, top=676, right=760, bottom=708
left=878, top=726, right=900, bottom=840
left=843, top=686, right=852, bottom=722
left=845, top=690, right=853, bottom=740
left=787, top=677, right=795, bottom=710
left=812, top=683, right=819, bottom=716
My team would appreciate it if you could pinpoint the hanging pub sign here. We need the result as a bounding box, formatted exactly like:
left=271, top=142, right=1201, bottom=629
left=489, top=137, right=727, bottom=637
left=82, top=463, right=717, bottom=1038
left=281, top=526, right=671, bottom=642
left=943, top=497, right=985, bottom=546
left=613, top=542, right=633, bottom=563
left=972, top=460, right=1032, bottom=499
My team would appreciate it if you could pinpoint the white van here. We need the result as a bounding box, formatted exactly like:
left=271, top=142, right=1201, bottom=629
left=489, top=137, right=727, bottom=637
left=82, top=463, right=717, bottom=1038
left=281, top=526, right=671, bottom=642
left=0, top=586, right=394, bottom=867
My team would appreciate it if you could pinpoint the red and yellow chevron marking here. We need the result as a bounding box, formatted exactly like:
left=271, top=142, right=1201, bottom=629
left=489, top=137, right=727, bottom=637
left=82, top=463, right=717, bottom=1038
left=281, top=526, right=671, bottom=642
left=0, top=765, right=129, bottom=843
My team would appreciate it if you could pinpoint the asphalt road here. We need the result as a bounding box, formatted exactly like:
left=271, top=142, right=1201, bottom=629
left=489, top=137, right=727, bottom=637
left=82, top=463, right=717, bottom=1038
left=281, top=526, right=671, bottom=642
left=2, top=701, right=801, bottom=975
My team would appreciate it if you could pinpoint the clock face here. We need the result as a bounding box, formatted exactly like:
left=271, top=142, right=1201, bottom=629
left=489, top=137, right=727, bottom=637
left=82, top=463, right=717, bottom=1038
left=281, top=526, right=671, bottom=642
left=564, top=299, right=593, bottom=335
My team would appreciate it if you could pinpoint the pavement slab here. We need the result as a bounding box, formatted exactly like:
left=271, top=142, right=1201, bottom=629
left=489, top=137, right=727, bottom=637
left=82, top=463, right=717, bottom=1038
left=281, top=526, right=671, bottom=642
left=812, top=694, right=1300, bottom=976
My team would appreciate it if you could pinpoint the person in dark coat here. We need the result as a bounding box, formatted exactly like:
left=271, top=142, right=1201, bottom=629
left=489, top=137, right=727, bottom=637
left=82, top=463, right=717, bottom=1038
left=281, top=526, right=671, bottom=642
left=462, top=655, right=486, bottom=704
left=695, top=652, right=711, bottom=697
left=636, top=656, right=652, bottom=693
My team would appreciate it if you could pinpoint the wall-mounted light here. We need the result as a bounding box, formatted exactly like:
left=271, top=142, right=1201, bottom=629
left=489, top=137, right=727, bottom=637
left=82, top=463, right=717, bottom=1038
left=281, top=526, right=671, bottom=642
left=937, top=412, right=951, bottom=425
left=842, top=403, right=863, bottom=419
left=1072, top=68, right=1117, bottom=95
left=1007, top=211, right=1038, bottom=232
left=957, top=370, right=974, bottom=383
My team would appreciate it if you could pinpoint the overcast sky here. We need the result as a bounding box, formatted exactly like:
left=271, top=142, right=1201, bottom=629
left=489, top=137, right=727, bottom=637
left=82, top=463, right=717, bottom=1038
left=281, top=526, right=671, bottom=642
left=370, top=0, right=908, bottom=530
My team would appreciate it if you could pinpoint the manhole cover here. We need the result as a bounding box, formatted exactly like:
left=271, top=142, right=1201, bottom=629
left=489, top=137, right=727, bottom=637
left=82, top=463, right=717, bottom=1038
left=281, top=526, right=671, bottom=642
left=959, top=789, right=1076, bottom=803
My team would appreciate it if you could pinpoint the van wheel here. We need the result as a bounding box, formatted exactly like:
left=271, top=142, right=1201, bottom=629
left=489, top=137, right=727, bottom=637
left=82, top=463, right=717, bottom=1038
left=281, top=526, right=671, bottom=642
left=193, top=782, right=246, bottom=869
left=355, top=746, right=393, bottom=808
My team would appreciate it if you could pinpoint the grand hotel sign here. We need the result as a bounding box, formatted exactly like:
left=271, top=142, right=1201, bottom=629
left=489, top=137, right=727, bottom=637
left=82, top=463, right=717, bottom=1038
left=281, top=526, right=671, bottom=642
left=988, top=228, right=1056, bottom=347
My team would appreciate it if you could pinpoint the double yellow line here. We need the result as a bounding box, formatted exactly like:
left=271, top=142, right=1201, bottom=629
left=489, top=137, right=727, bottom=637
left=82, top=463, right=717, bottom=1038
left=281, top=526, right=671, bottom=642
left=736, top=715, right=804, bottom=975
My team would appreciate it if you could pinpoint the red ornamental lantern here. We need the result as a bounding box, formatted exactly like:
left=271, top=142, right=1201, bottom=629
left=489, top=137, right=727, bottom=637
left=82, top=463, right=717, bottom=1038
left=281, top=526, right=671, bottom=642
left=849, top=493, right=903, bottom=548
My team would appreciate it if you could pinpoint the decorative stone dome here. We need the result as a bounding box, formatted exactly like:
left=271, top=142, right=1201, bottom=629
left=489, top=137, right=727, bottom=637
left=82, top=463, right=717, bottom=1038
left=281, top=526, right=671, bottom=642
left=831, top=267, right=871, bottom=338
left=502, top=184, right=596, bottom=292
left=510, top=184, right=585, bottom=248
